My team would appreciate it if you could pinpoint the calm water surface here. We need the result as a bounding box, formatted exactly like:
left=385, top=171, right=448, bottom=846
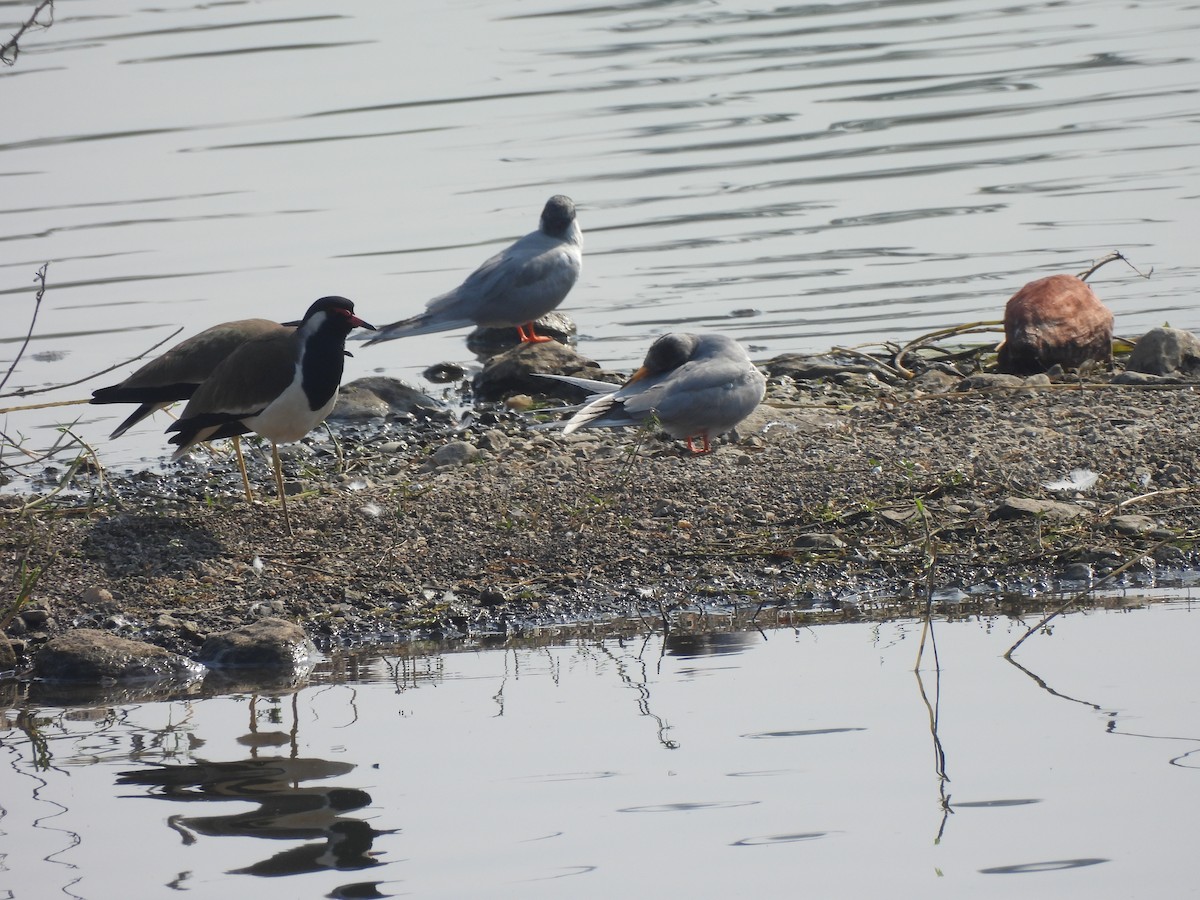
left=1, top=0, right=1199, bottom=465
left=2, top=604, right=1198, bottom=898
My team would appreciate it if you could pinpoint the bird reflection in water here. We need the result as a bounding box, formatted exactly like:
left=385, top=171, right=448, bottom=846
left=664, top=632, right=760, bottom=658
left=116, top=756, right=393, bottom=878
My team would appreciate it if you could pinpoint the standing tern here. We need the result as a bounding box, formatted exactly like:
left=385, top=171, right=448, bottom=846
left=363, top=194, right=581, bottom=347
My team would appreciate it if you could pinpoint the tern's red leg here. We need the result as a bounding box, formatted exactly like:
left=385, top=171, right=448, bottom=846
left=517, top=322, right=553, bottom=343
left=686, top=434, right=712, bottom=454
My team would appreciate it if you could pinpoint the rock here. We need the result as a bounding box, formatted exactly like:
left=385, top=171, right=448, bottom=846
left=426, top=440, right=481, bottom=469
left=505, top=394, right=536, bottom=412
left=1112, top=370, right=1175, bottom=385
left=996, top=274, right=1113, bottom=374
left=422, top=362, right=467, bottom=383
left=764, top=352, right=897, bottom=383
left=989, top=497, right=1088, bottom=521
left=479, top=429, right=510, bottom=452
left=81, top=586, right=114, bottom=606
left=1060, top=562, right=1094, bottom=582
left=910, top=368, right=960, bottom=393
left=1153, top=544, right=1186, bottom=565
left=793, top=533, right=847, bottom=551
left=473, top=341, right=608, bottom=402
left=19, top=608, right=51, bottom=629
left=330, top=377, right=448, bottom=422
left=1110, top=514, right=1155, bottom=535
left=956, top=373, right=1026, bottom=390
left=465, top=310, right=577, bottom=357
left=33, top=629, right=205, bottom=683
left=197, top=618, right=317, bottom=671
left=1125, top=327, right=1200, bottom=377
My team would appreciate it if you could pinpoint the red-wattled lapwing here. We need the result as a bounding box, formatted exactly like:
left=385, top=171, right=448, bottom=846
left=166, top=296, right=374, bottom=536
left=360, top=195, right=581, bottom=347
left=539, top=333, right=766, bottom=454
left=90, top=318, right=297, bottom=502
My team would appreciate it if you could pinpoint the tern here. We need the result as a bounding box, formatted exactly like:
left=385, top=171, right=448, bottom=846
left=540, top=332, right=765, bottom=454
left=363, top=195, right=581, bottom=347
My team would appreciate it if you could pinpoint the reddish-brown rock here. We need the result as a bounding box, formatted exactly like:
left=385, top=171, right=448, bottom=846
left=996, top=274, right=1113, bottom=374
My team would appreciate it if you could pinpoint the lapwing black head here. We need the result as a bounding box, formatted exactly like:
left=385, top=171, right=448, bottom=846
left=166, top=296, right=374, bottom=536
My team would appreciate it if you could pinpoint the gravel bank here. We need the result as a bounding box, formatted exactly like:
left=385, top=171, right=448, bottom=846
left=4, top=350, right=1199, bottom=668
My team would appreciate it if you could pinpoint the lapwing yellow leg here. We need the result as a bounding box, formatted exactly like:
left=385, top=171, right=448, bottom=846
left=232, top=435, right=254, bottom=503
left=270, top=441, right=292, bottom=537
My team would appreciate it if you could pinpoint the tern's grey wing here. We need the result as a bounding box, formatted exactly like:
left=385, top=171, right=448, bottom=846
left=651, top=359, right=765, bottom=438
left=360, top=231, right=578, bottom=344
left=636, top=357, right=755, bottom=417
left=450, top=229, right=580, bottom=328
left=604, top=355, right=764, bottom=439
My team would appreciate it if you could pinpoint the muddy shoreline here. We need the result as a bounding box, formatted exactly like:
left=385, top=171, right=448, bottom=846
left=4, top=346, right=1200, bottom=673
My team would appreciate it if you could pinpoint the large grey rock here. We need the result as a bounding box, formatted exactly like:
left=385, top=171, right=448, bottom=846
left=764, top=353, right=893, bottom=383
left=473, top=340, right=611, bottom=402
left=989, top=497, right=1088, bottom=521
left=793, top=533, right=847, bottom=551
left=465, top=311, right=577, bottom=357
left=1125, top=327, right=1200, bottom=377
left=957, top=373, right=1026, bottom=391
left=197, top=618, right=316, bottom=671
left=1112, top=370, right=1175, bottom=385
left=330, top=377, right=449, bottom=422
left=33, top=629, right=205, bottom=683
left=1110, top=514, right=1156, bottom=535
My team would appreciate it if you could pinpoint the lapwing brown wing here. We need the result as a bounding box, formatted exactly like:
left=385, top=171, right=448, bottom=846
left=91, top=317, right=299, bottom=501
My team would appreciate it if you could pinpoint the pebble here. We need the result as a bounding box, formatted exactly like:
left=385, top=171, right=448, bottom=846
left=81, top=586, right=114, bottom=606
left=428, top=441, right=481, bottom=469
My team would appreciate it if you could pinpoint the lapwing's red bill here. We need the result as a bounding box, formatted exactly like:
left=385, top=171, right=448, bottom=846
left=337, top=308, right=376, bottom=331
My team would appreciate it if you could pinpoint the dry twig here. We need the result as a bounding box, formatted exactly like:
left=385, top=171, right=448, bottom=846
left=892, top=321, right=1003, bottom=379
left=0, top=263, right=49, bottom=395
left=1, top=0, right=54, bottom=65
left=1077, top=250, right=1153, bottom=283
left=0, top=325, right=185, bottom=401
